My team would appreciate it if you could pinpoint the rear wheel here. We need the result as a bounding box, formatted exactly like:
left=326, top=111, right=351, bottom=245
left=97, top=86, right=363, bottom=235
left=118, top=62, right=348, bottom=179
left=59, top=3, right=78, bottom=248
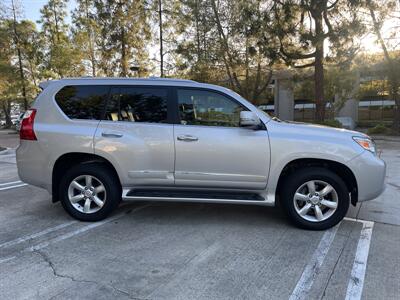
left=280, top=167, right=349, bottom=230
left=59, top=163, right=121, bottom=221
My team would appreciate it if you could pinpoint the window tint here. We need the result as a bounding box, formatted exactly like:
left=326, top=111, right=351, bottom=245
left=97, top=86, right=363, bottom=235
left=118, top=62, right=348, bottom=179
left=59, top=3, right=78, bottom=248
left=177, top=89, right=246, bottom=127
left=105, top=87, right=168, bottom=123
left=55, top=85, right=109, bottom=120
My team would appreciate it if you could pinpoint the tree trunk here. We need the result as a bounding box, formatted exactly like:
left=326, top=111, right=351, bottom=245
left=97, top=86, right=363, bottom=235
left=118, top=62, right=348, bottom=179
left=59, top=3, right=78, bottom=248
left=85, top=0, right=96, bottom=77
left=194, top=0, right=201, bottom=62
left=17, top=48, right=28, bottom=111
left=158, top=0, right=164, bottom=77
left=2, top=101, right=12, bottom=128
left=120, top=27, right=127, bottom=77
left=314, top=15, right=325, bottom=122
left=11, top=0, right=28, bottom=111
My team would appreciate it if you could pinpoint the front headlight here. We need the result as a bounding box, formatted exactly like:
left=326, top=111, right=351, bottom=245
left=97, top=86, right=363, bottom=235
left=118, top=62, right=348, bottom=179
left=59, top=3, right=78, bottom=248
left=353, top=136, right=376, bottom=154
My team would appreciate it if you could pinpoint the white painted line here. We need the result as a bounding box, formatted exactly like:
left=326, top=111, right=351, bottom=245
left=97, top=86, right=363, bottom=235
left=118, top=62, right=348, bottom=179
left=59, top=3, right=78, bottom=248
left=0, top=180, right=22, bottom=186
left=344, top=217, right=373, bottom=225
left=29, top=204, right=150, bottom=251
left=0, top=183, right=28, bottom=191
left=289, top=224, right=340, bottom=300
left=345, top=220, right=374, bottom=300
left=0, top=204, right=151, bottom=264
left=0, top=221, right=77, bottom=249
left=0, top=256, right=16, bottom=264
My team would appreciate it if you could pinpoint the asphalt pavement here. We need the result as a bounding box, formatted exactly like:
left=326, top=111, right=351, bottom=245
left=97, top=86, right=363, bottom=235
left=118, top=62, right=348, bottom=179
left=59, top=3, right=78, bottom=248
left=0, top=132, right=399, bottom=300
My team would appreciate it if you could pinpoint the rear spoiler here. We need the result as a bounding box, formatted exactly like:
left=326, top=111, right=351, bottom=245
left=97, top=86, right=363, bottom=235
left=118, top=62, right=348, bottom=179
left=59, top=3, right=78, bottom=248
left=39, top=80, right=59, bottom=90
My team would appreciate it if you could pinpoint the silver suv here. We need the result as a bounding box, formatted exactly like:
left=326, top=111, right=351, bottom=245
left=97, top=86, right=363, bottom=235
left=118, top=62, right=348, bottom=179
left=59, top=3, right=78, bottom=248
left=16, top=78, right=386, bottom=230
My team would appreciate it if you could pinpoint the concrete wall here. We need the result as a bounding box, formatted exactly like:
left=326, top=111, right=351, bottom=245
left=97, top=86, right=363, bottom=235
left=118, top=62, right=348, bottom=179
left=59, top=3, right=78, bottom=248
left=274, top=77, right=294, bottom=121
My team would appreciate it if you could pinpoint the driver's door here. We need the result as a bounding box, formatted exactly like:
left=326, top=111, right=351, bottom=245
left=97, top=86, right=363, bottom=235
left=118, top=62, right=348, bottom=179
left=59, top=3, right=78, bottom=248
left=173, top=88, right=270, bottom=190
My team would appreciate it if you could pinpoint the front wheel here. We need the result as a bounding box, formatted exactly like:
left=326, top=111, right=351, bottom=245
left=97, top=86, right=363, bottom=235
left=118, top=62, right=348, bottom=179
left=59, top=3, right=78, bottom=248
left=280, top=167, right=349, bottom=230
left=59, top=163, right=121, bottom=221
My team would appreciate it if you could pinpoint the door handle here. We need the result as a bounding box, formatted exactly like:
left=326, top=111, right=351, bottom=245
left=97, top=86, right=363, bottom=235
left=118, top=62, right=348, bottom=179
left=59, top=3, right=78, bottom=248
left=102, top=132, right=123, bottom=138
left=177, top=135, right=198, bottom=142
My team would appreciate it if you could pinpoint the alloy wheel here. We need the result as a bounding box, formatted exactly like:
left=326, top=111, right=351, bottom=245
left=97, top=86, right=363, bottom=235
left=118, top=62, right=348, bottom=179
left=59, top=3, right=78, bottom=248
left=293, top=180, right=338, bottom=222
left=67, top=175, right=106, bottom=214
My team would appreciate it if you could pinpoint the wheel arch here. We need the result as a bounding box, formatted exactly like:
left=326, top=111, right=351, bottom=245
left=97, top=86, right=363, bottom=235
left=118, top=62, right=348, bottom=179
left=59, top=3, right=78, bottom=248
left=52, top=152, right=122, bottom=203
left=275, top=158, right=358, bottom=206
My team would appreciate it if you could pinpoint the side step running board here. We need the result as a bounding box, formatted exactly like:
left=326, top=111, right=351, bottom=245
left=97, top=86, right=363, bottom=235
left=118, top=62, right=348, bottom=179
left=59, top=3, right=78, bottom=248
left=122, top=188, right=273, bottom=206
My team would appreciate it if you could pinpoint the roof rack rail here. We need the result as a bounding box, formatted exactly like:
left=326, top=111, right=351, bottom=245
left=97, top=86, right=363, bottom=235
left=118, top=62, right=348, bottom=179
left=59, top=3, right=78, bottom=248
left=60, top=76, right=197, bottom=83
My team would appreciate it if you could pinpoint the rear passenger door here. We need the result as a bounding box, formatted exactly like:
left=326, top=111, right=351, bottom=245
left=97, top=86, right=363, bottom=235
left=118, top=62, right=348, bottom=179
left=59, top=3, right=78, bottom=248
left=94, top=86, right=175, bottom=187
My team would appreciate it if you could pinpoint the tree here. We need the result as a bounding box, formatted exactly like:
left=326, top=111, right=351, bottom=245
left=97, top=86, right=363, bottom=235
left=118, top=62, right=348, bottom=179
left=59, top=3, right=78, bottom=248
left=10, top=0, right=28, bottom=110
left=175, top=0, right=219, bottom=81
left=72, top=0, right=100, bottom=76
left=0, top=1, right=40, bottom=114
left=273, top=0, right=365, bottom=121
left=0, top=21, right=15, bottom=127
left=177, top=0, right=279, bottom=104
left=94, top=0, right=151, bottom=77
left=151, top=0, right=183, bottom=77
left=365, top=0, right=400, bottom=133
left=38, top=0, right=84, bottom=77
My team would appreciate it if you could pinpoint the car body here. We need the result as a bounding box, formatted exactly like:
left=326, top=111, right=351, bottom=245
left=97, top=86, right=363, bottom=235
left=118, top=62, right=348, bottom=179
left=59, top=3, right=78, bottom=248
left=16, top=78, right=386, bottom=229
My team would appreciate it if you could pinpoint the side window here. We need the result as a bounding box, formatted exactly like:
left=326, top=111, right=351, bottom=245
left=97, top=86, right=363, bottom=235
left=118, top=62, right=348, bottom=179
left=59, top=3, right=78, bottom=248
left=55, top=85, right=109, bottom=120
left=105, top=87, right=168, bottom=123
left=177, top=89, right=246, bottom=127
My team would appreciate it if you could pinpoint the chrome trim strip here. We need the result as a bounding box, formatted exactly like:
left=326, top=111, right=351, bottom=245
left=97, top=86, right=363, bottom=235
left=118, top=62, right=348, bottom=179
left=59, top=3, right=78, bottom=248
left=121, top=188, right=274, bottom=206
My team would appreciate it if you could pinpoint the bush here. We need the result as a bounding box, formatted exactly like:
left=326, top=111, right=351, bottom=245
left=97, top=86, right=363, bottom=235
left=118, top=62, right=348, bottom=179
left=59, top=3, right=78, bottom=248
left=316, top=119, right=343, bottom=128
left=367, top=123, right=388, bottom=135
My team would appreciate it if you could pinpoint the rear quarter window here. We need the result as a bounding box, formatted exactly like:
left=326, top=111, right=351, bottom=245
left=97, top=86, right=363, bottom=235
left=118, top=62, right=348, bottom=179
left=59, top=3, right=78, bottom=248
left=55, top=85, right=109, bottom=120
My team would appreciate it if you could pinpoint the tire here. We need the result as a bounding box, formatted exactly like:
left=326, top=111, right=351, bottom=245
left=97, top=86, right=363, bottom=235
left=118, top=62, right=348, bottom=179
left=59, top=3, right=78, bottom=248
left=280, top=167, right=349, bottom=230
left=59, top=163, right=121, bottom=221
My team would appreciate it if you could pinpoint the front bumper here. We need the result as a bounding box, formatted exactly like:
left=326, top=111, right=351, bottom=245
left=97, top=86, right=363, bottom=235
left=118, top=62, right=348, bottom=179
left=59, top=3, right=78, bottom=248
left=348, top=150, right=386, bottom=202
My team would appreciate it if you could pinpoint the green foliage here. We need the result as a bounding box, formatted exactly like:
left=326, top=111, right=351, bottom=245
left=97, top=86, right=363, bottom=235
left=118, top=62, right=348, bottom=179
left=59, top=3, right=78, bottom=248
left=367, top=123, right=388, bottom=134
left=0, top=0, right=399, bottom=129
left=72, top=0, right=100, bottom=76
left=38, top=0, right=84, bottom=77
left=175, top=0, right=277, bottom=103
left=272, top=0, right=366, bottom=121
left=93, top=0, right=151, bottom=77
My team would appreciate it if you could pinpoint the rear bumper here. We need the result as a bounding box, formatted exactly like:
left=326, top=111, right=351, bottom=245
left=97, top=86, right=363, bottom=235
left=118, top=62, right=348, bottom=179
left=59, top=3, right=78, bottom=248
left=348, top=151, right=386, bottom=202
left=16, top=140, right=52, bottom=192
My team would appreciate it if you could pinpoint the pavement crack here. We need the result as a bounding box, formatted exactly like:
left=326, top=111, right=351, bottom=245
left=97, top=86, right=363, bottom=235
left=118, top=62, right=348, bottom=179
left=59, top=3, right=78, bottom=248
left=34, top=250, right=143, bottom=299
left=320, top=224, right=354, bottom=300
left=34, top=249, right=77, bottom=282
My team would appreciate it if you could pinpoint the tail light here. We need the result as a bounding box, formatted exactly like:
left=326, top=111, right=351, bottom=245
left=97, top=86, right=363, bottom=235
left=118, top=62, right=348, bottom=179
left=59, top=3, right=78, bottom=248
left=20, top=109, right=37, bottom=140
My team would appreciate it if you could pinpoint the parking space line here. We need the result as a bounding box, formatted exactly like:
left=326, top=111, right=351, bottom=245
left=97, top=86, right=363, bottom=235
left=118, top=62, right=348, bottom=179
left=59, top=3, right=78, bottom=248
left=0, top=221, right=77, bottom=249
left=0, top=183, right=28, bottom=191
left=28, top=204, right=150, bottom=252
left=289, top=224, right=340, bottom=300
left=345, top=219, right=374, bottom=300
left=0, top=204, right=151, bottom=264
left=0, top=180, right=22, bottom=186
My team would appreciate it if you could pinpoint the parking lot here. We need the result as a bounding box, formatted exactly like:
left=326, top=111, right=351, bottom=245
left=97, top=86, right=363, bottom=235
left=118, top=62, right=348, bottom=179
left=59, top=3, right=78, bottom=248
left=0, top=130, right=399, bottom=300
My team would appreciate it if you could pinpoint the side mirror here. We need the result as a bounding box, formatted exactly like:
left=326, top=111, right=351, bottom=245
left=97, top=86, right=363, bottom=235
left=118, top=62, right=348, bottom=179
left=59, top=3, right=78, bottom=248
left=240, top=111, right=261, bottom=128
